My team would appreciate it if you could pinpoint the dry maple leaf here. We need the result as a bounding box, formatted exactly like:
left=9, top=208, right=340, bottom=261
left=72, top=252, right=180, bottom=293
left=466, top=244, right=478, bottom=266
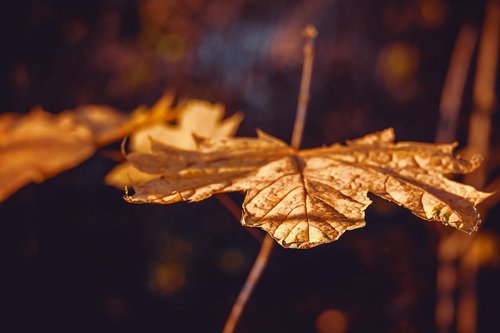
left=0, top=92, right=181, bottom=202
left=0, top=108, right=95, bottom=202
left=105, top=99, right=243, bottom=187
left=124, top=128, right=491, bottom=249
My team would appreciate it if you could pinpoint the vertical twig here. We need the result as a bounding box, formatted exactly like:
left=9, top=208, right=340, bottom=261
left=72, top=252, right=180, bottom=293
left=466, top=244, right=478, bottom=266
left=434, top=24, right=478, bottom=333
left=436, top=232, right=469, bottom=333
left=479, top=176, right=500, bottom=217
left=457, top=252, right=480, bottom=333
left=222, top=25, right=318, bottom=333
left=215, top=194, right=263, bottom=242
left=222, top=235, right=274, bottom=333
left=456, top=2, right=500, bottom=333
left=464, top=0, right=500, bottom=189
left=291, top=25, right=318, bottom=150
left=435, top=25, right=478, bottom=143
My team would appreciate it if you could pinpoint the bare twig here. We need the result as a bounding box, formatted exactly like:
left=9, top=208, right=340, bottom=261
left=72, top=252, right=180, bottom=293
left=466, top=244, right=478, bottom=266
left=222, top=25, right=318, bottom=333
left=436, top=233, right=460, bottom=333
left=291, top=25, right=318, bottom=150
left=465, top=0, right=500, bottom=189
left=435, top=25, right=478, bottom=143
left=435, top=1, right=500, bottom=331
left=434, top=24, right=479, bottom=333
left=457, top=250, right=480, bottom=333
left=455, top=2, right=500, bottom=333
left=479, top=176, right=500, bottom=217
left=222, top=235, right=274, bottom=333
left=215, top=194, right=262, bottom=242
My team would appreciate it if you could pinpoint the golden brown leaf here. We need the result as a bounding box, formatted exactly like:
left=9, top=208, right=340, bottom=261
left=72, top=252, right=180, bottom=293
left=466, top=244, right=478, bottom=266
left=0, top=108, right=95, bottom=202
left=125, top=128, right=491, bottom=249
left=127, top=91, right=177, bottom=130
left=73, top=104, right=130, bottom=146
left=0, top=92, right=182, bottom=202
left=105, top=99, right=243, bottom=187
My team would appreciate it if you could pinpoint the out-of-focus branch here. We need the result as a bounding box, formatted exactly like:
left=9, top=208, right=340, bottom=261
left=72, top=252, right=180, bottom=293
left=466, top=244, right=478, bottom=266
left=222, top=235, right=274, bottom=333
left=435, top=25, right=478, bottom=143
left=216, top=194, right=263, bottom=242
left=436, top=230, right=477, bottom=333
left=464, top=0, right=500, bottom=189
left=479, top=176, right=500, bottom=217
left=457, top=249, right=480, bottom=333
left=291, top=25, right=318, bottom=150
left=456, top=2, right=500, bottom=333
left=434, top=23, right=479, bottom=333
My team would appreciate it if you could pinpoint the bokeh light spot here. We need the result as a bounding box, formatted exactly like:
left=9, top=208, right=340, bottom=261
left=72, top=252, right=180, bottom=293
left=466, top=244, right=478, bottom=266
left=315, top=309, right=348, bottom=333
left=149, top=262, right=186, bottom=295
left=217, top=248, right=246, bottom=274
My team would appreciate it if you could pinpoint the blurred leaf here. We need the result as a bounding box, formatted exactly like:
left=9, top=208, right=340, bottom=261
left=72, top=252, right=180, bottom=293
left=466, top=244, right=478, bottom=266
left=127, top=91, right=177, bottom=130
left=0, top=93, right=179, bottom=202
left=74, top=104, right=130, bottom=146
left=125, top=128, right=491, bottom=249
left=0, top=108, right=95, bottom=202
left=106, top=98, right=243, bottom=187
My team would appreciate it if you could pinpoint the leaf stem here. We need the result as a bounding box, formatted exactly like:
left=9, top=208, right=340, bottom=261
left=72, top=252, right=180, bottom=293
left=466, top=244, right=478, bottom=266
left=291, top=25, right=318, bottom=150
left=221, top=25, right=317, bottom=333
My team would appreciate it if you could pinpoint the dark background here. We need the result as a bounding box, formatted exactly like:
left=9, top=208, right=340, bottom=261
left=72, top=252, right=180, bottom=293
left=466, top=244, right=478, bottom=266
left=1, top=0, right=499, bottom=332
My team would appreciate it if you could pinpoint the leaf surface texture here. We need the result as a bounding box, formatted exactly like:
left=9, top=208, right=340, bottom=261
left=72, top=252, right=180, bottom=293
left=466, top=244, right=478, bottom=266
left=126, top=128, right=491, bottom=249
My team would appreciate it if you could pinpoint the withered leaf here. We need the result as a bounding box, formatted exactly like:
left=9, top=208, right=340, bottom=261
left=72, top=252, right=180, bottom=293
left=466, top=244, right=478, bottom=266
left=73, top=91, right=178, bottom=147
left=125, top=128, right=491, bottom=249
left=0, top=108, right=95, bottom=202
left=105, top=99, right=243, bottom=188
left=73, top=104, right=130, bottom=146
left=0, top=92, right=181, bottom=202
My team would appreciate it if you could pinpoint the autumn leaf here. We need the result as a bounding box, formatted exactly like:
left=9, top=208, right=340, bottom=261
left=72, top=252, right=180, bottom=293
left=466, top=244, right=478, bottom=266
left=0, top=108, right=95, bottom=202
left=126, top=91, right=177, bottom=131
left=105, top=99, right=243, bottom=187
left=73, top=104, right=130, bottom=146
left=124, top=128, right=491, bottom=249
left=0, top=92, right=181, bottom=202
left=73, top=91, right=178, bottom=147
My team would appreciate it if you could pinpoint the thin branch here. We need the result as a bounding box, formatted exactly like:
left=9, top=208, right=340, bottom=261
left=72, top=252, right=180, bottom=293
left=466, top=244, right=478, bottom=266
left=434, top=24, right=478, bottom=333
left=291, top=25, right=318, bottom=150
left=465, top=0, right=500, bottom=189
left=435, top=25, right=478, bottom=143
left=479, top=175, right=500, bottom=217
left=222, top=235, right=274, bottom=333
left=215, top=194, right=263, bottom=242
left=222, top=25, right=318, bottom=333
left=457, top=250, right=480, bottom=333
left=457, top=3, right=500, bottom=333
left=436, top=232, right=460, bottom=333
